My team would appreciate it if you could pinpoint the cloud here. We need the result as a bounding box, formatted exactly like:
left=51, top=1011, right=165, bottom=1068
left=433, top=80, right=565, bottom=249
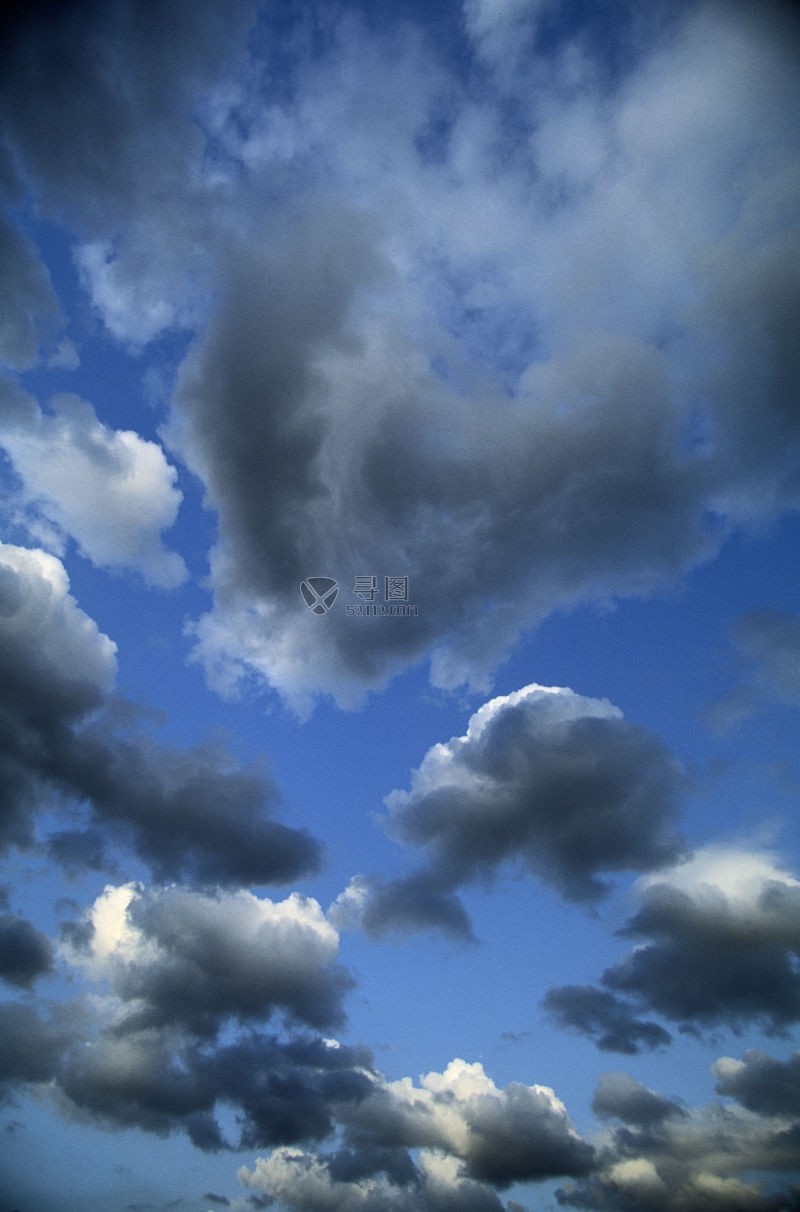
left=64, top=884, right=351, bottom=1036
left=542, top=987, right=671, bottom=1056
left=239, top=1148, right=507, bottom=1212
left=591, top=1073, right=685, bottom=1127
left=558, top=1060, right=800, bottom=1212
left=0, top=209, right=60, bottom=369
left=155, top=0, right=800, bottom=711
left=714, top=1051, right=800, bottom=1119
left=2, top=1, right=797, bottom=708
left=706, top=608, right=800, bottom=732
left=0, top=0, right=255, bottom=347
left=0, top=912, right=53, bottom=988
left=333, top=685, right=685, bottom=936
left=546, top=846, right=800, bottom=1047
left=0, top=390, right=187, bottom=587
left=0, top=541, right=320, bottom=884
left=0, top=1001, right=81, bottom=1097
left=237, top=1058, right=592, bottom=1208
left=337, top=1057, right=594, bottom=1187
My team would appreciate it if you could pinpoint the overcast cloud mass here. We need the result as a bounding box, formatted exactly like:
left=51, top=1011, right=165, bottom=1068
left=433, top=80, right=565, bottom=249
left=0, top=1, right=799, bottom=1209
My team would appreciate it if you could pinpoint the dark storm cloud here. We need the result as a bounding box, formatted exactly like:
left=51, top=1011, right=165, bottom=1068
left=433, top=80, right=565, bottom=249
left=0, top=912, right=53, bottom=987
left=542, top=986, right=671, bottom=1056
left=334, top=685, right=685, bottom=937
left=714, top=1051, right=800, bottom=1118
left=547, top=849, right=800, bottom=1048
left=0, top=543, right=320, bottom=884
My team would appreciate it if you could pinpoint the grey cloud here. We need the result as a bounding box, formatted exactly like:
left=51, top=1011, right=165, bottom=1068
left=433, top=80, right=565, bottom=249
left=0, top=913, right=53, bottom=988
left=336, top=1058, right=594, bottom=1189
left=604, top=879, right=800, bottom=1035
left=166, top=1, right=800, bottom=711
left=0, top=543, right=320, bottom=885
left=335, top=685, right=685, bottom=938
left=707, top=608, right=800, bottom=731
left=0, top=0, right=253, bottom=228
left=714, top=1051, right=800, bottom=1119
left=0, top=211, right=61, bottom=368
left=542, top=986, right=671, bottom=1056
left=58, top=1027, right=373, bottom=1152
left=75, top=884, right=351, bottom=1037
left=592, top=1073, right=685, bottom=1126
left=547, top=850, right=800, bottom=1048
left=0, top=1001, right=79, bottom=1095
left=558, top=1063, right=800, bottom=1212
left=2, top=1, right=798, bottom=706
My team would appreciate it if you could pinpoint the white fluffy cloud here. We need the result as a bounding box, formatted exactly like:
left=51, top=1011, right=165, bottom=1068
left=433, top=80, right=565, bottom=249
left=0, top=540, right=117, bottom=693
left=0, top=392, right=187, bottom=587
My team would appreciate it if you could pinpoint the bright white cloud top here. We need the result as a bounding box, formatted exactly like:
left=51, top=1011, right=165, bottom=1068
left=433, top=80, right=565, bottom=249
left=0, top=1, right=799, bottom=1210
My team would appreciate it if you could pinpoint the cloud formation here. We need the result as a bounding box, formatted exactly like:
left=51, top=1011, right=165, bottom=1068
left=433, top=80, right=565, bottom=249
left=65, top=883, right=352, bottom=1036
left=0, top=541, right=320, bottom=884
left=546, top=847, right=800, bottom=1048
left=0, top=389, right=187, bottom=587
left=1, top=1, right=798, bottom=710
left=333, top=685, right=684, bottom=936
left=559, top=1060, right=800, bottom=1212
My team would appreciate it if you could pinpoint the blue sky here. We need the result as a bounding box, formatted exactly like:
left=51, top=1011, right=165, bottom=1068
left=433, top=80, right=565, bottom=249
left=1, top=1, right=799, bottom=1209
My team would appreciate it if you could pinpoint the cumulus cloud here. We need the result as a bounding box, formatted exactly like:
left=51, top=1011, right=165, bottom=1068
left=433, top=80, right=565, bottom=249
left=558, top=1061, right=800, bottom=1212
left=0, top=391, right=187, bottom=587
left=0, top=541, right=319, bottom=884
left=1, top=0, right=797, bottom=709
left=546, top=846, right=800, bottom=1047
left=156, top=0, right=800, bottom=711
left=338, top=1057, right=594, bottom=1187
left=64, top=884, right=351, bottom=1036
left=239, top=1057, right=592, bottom=1210
left=333, top=685, right=684, bottom=936
left=714, top=1051, right=800, bottom=1119
left=239, top=1147, right=508, bottom=1212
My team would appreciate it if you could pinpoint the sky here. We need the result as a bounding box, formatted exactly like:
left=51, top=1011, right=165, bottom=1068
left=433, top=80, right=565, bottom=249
left=0, top=0, right=799, bottom=1209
